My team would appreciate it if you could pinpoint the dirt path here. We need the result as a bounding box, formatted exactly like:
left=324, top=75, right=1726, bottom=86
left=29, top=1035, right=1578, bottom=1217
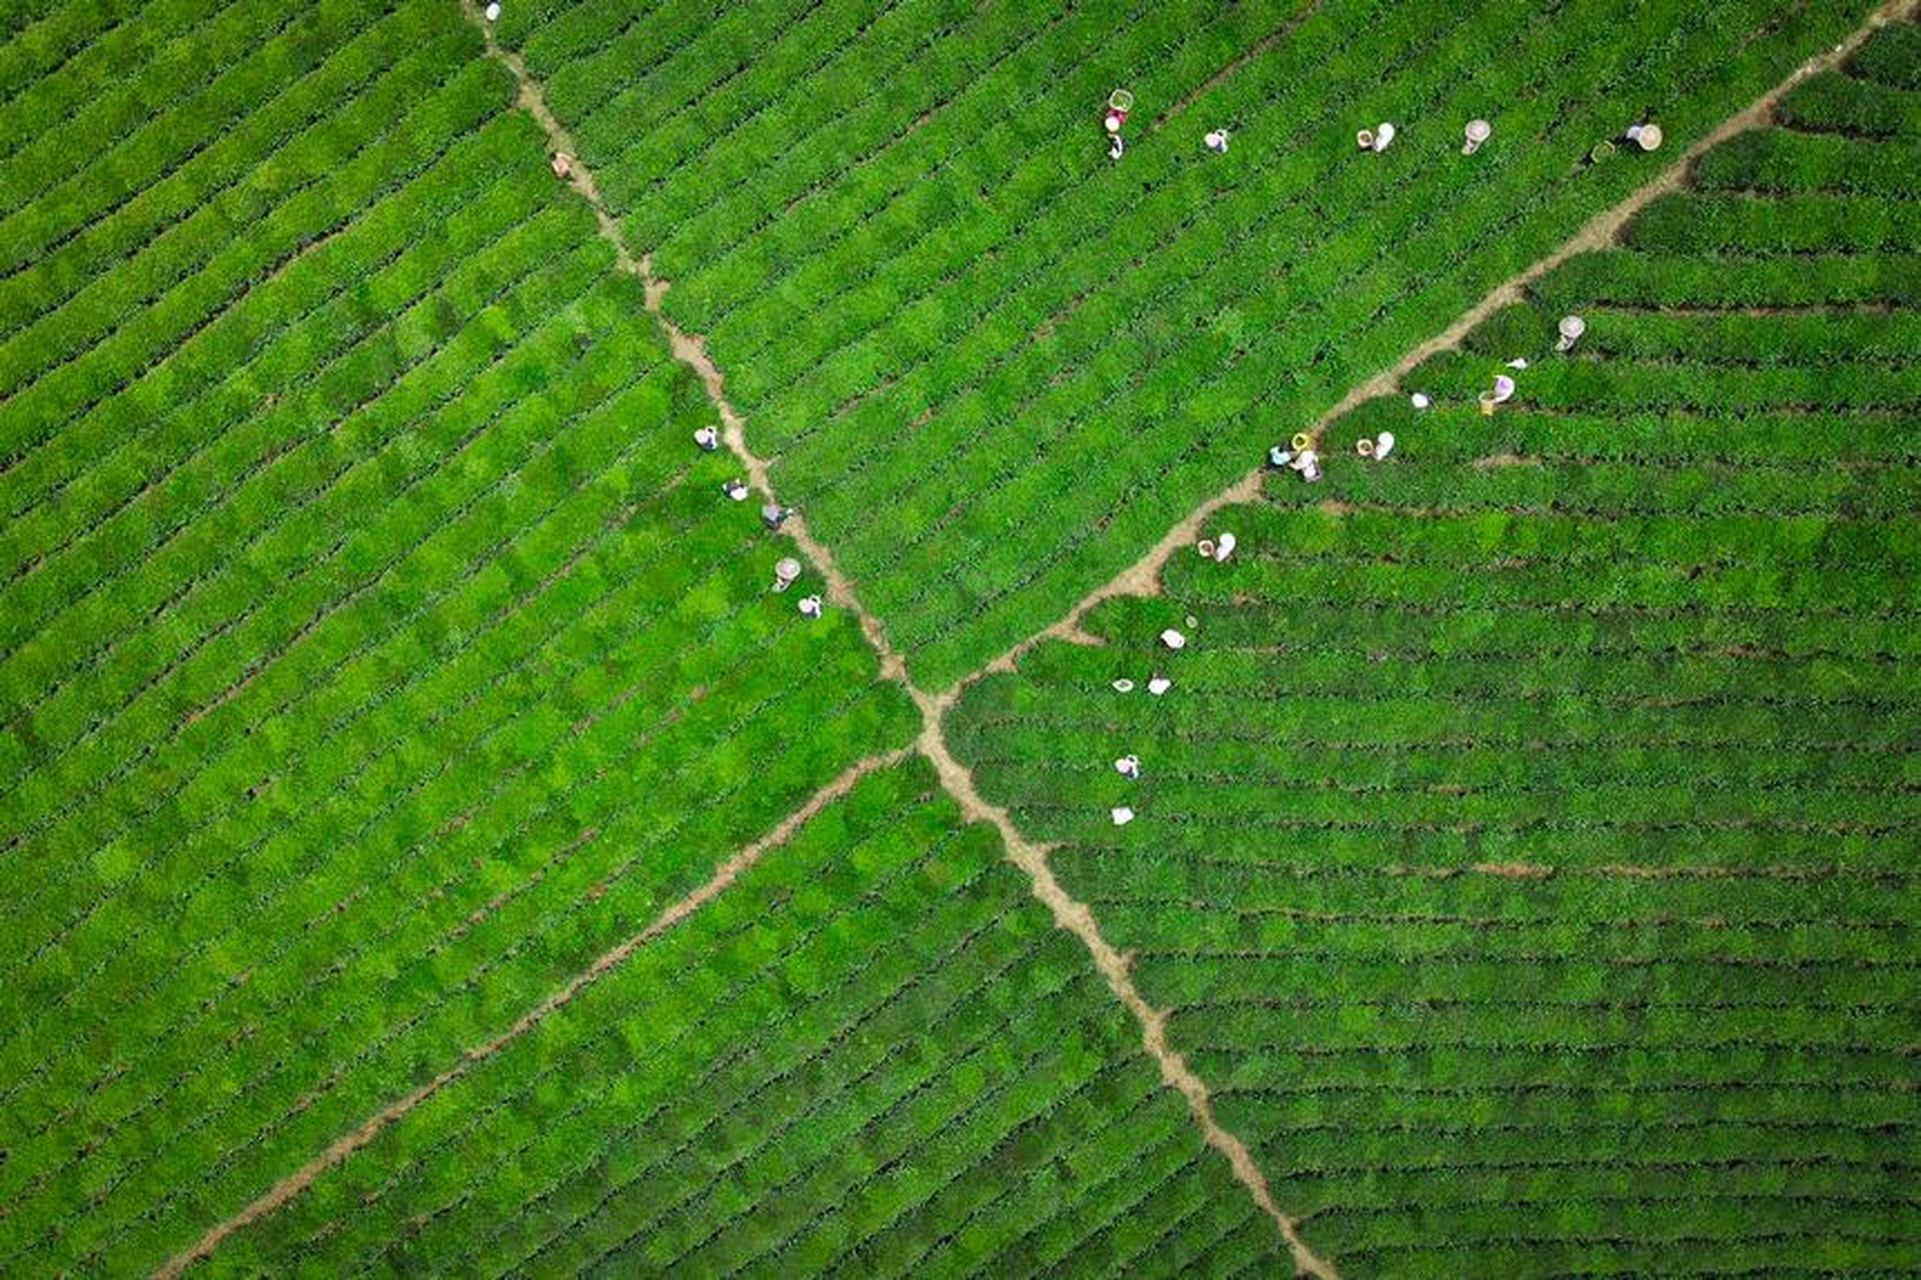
left=913, top=690, right=1339, bottom=1279
left=154, top=746, right=909, bottom=1279
left=951, top=0, right=1915, bottom=699
left=968, top=469, right=1265, bottom=679
left=452, top=6, right=1336, bottom=1272
left=470, top=7, right=911, bottom=685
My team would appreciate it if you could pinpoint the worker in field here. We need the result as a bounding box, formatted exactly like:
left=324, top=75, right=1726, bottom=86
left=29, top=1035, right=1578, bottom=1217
left=1205, top=128, right=1230, bottom=154
left=761, top=502, right=792, bottom=530
left=724, top=478, right=750, bottom=501
left=1356, top=123, right=1396, bottom=152
left=1105, top=89, right=1133, bottom=161
left=1197, top=532, right=1237, bottom=562
left=798, top=594, right=824, bottom=618
left=1479, top=373, right=1517, bottom=415
left=1271, top=431, right=1319, bottom=477
left=694, top=426, right=719, bottom=451
left=1114, top=754, right=1141, bottom=779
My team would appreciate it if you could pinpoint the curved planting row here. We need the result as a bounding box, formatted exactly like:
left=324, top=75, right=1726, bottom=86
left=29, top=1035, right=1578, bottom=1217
left=948, top=29, right=1921, bottom=1276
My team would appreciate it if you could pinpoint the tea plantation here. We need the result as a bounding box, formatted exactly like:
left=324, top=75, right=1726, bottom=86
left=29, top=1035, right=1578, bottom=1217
left=1, top=0, right=1914, bottom=1276
left=949, top=38, right=1921, bottom=1276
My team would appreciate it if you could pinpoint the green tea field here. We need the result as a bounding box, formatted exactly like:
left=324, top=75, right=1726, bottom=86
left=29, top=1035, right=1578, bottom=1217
left=1, top=0, right=1915, bottom=1275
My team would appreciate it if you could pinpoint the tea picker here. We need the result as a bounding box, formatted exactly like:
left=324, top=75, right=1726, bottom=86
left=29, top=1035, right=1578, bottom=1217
left=1205, top=129, right=1230, bottom=154
left=1556, top=315, right=1586, bottom=352
left=1269, top=430, right=1315, bottom=475
left=1268, top=445, right=1321, bottom=481
left=484, top=1, right=500, bottom=19
left=723, top=478, right=750, bottom=501
left=1114, top=754, right=1141, bottom=780
left=797, top=594, right=824, bottom=618
left=1105, top=88, right=1133, bottom=161
left=551, top=152, right=574, bottom=179
left=1461, top=118, right=1492, bottom=155
left=1356, top=431, right=1395, bottom=460
left=1356, top=122, right=1396, bottom=153
left=1196, top=531, right=1237, bottom=563
left=773, top=557, right=802, bottom=592
left=1624, top=122, right=1664, bottom=152
left=761, top=502, right=792, bottom=530
left=1479, top=373, right=1517, bottom=415
left=693, top=425, right=719, bottom=451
